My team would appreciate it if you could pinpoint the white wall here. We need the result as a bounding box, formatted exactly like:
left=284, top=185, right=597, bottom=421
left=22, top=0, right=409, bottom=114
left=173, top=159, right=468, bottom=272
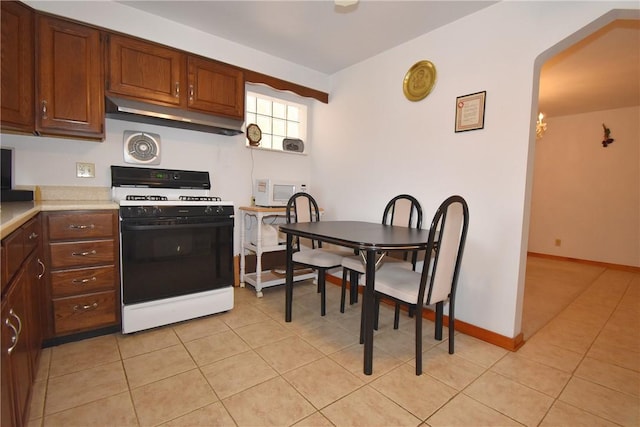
left=528, top=106, right=640, bottom=267
left=2, top=1, right=638, bottom=341
left=311, top=2, right=639, bottom=339
left=1, top=120, right=313, bottom=254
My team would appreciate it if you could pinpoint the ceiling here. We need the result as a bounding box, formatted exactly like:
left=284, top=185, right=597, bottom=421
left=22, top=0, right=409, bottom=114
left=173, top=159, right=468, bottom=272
left=119, top=1, right=639, bottom=118
left=539, top=19, right=640, bottom=118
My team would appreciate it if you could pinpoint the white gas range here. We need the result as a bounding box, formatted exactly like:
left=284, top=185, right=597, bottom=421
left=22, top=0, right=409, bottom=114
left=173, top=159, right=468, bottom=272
left=111, top=165, right=235, bottom=333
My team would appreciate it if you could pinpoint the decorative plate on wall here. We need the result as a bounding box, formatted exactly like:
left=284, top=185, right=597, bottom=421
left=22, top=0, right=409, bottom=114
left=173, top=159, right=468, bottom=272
left=403, top=60, right=437, bottom=102
left=123, top=131, right=161, bottom=165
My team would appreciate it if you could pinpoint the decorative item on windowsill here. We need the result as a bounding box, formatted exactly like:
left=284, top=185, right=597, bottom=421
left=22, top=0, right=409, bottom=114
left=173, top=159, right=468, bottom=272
left=536, top=112, right=547, bottom=139
left=602, top=123, right=614, bottom=147
left=246, top=123, right=262, bottom=147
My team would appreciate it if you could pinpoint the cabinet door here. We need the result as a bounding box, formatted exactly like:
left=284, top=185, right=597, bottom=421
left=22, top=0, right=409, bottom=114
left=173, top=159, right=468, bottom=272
left=1, top=301, right=17, bottom=427
left=2, top=270, right=32, bottom=427
left=36, top=15, right=104, bottom=139
left=0, top=1, right=34, bottom=134
left=107, top=34, right=185, bottom=107
left=26, top=253, right=43, bottom=377
left=188, top=56, right=244, bottom=119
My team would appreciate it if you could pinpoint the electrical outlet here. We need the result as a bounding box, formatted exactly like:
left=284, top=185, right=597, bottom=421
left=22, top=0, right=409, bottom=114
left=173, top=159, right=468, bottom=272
left=554, top=238, right=561, bottom=247
left=76, top=162, right=95, bottom=178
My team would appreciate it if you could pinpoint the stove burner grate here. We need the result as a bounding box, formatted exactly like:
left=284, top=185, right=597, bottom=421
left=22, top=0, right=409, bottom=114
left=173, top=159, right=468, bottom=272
left=179, top=196, right=222, bottom=201
left=126, top=195, right=168, bottom=201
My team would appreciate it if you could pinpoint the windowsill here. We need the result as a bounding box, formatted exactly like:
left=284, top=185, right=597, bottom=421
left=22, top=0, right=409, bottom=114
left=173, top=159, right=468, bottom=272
left=246, top=146, right=307, bottom=156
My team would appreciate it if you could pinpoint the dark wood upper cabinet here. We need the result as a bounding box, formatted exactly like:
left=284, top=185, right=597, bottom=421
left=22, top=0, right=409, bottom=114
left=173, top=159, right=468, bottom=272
left=106, top=34, right=185, bottom=107
left=188, top=56, right=244, bottom=119
left=0, top=1, right=35, bottom=133
left=36, top=15, right=104, bottom=139
left=106, top=33, right=244, bottom=120
left=0, top=4, right=326, bottom=143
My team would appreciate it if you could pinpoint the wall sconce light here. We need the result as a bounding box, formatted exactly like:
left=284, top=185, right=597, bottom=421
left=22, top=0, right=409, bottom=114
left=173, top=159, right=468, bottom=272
left=536, top=112, right=547, bottom=139
left=335, top=0, right=358, bottom=7
left=602, top=123, right=614, bottom=147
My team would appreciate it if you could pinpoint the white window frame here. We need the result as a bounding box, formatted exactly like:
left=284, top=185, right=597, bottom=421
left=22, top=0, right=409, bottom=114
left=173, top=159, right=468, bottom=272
left=245, top=84, right=309, bottom=154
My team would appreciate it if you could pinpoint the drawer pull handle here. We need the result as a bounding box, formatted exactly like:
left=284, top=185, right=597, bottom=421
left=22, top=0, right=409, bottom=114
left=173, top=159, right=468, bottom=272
left=72, top=277, right=97, bottom=285
left=69, top=224, right=95, bottom=230
left=5, top=319, right=19, bottom=354
left=71, top=250, right=97, bottom=257
left=73, top=302, right=98, bottom=312
left=8, top=309, right=22, bottom=335
left=29, top=232, right=39, bottom=240
left=38, top=258, right=45, bottom=279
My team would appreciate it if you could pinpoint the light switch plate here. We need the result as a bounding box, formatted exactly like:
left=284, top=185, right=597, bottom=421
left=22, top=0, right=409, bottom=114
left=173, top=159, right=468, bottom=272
left=76, top=162, right=95, bottom=178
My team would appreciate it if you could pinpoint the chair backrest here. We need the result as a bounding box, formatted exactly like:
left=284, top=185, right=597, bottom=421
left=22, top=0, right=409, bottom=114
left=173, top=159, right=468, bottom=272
left=419, top=195, right=469, bottom=306
left=383, top=194, right=423, bottom=267
left=286, top=192, right=322, bottom=250
left=382, top=194, right=422, bottom=228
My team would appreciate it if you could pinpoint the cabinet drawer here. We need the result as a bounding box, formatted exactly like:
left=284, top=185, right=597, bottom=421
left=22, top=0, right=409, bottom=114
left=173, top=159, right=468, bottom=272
left=51, top=266, right=116, bottom=297
left=49, top=240, right=114, bottom=269
left=53, top=291, right=116, bottom=335
left=22, top=217, right=42, bottom=256
left=2, top=228, right=25, bottom=290
left=47, top=212, right=114, bottom=240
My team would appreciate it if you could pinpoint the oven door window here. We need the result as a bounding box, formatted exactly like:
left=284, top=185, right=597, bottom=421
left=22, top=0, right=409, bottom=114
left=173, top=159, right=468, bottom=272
left=121, top=219, right=233, bottom=304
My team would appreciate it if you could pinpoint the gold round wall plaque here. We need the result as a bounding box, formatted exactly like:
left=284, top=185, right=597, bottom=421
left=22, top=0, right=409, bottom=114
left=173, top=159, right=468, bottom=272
left=403, top=60, right=437, bottom=101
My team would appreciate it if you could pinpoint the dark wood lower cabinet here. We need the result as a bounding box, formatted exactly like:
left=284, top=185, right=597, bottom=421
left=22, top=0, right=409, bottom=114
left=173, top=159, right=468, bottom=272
left=42, top=210, right=120, bottom=341
left=1, top=215, right=43, bottom=427
left=1, top=269, right=34, bottom=427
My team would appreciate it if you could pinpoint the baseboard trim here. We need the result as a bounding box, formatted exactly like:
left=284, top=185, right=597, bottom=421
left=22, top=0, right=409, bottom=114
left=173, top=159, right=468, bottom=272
left=326, top=274, right=524, bottom=352
left=527, top=252, right=640, bottom=273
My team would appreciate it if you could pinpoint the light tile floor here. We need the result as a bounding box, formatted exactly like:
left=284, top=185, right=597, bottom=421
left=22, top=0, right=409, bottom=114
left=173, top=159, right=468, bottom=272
left=28, top=257, right=639, bottom=426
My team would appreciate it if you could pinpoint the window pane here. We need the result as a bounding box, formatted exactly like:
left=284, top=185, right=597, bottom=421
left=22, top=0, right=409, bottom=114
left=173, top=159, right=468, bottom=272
left=273, top=102, right=286, bottom=119
left=246, top=90, right=306, bottom=152
left=273, top=136, right=284, bottom=151
left=256, top=98, right=271, bottom=115
left=261, top=134, right=273, bottom=149
left=287, top=121, right=299, bottom=138
left=288, top=105, right=300, bottom=122
left=256, top=116, right=271, bottom=134
left=247, top=95, right=256, bottom=113
left=272, top=118, right=286, bottom=136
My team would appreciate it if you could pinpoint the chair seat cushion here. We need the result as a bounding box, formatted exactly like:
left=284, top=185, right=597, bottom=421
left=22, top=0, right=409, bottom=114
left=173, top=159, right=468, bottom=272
left=293, top=248, right=345, bottom=268
left=341, top=255, right=366, bottom=273
left=373, top=264, right=425, bottom=304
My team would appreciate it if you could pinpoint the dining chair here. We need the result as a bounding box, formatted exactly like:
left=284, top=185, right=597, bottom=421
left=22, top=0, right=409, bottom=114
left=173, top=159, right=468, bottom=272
left=340, top=194, right=423, bottom=318
left=370, top=195, right=469, bottom=375
left=286, top=192, right=352, bottom=316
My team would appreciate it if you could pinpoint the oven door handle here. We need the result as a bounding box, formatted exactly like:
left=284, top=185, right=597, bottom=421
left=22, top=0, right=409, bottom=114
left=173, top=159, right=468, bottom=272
left=121, top=221, right=233, bottom=231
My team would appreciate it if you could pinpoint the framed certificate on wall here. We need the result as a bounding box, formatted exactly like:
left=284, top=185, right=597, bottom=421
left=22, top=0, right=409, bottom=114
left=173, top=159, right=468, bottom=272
left=455, top=91, right=486, bottom=132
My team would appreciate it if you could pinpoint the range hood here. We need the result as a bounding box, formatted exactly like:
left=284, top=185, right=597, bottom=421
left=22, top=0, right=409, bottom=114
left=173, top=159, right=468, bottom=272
left=105, top=96, right=244, bottom=136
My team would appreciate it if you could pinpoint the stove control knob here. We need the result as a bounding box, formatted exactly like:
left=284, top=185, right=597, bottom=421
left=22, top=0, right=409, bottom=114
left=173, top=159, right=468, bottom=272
left=137, top=206, right=148, bottom=217
left=151, top=206, right=162, bottom=216
left=216, top=206, right=225, bottom=215
left=204, top=206, right=214, bottom=215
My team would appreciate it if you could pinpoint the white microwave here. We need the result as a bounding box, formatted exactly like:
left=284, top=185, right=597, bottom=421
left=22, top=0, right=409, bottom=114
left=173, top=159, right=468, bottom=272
left=253, top=179, right=306, bottom=207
